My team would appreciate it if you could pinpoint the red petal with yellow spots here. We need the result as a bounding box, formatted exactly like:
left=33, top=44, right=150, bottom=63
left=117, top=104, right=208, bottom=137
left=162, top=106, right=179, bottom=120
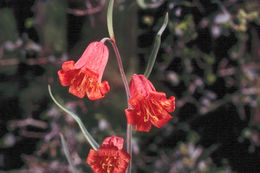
left=86, top=136, right=130, bottom=173
left=125, top=74, right=175, bottom=132
left=57, top=42, right=110, bottom=100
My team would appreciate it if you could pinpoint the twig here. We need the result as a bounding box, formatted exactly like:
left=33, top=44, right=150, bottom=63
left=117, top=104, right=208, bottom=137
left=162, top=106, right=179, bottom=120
left=68, top=0, right=105, bottom=16
left=9, top=117, right=48, bottom=130
left=21, top=130, right=47, bottom=138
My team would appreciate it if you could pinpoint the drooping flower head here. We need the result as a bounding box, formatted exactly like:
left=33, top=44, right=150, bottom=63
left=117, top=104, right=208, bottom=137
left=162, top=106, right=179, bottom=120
left=125, top=74, right=175, bottom=132
left=58, top=41, right=110, bottom=100
left=86, top=136, right=130, bottom=173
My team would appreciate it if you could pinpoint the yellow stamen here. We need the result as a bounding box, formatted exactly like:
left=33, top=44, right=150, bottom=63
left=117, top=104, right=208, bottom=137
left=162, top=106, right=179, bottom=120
left=143, top=100, right=160, bottom=123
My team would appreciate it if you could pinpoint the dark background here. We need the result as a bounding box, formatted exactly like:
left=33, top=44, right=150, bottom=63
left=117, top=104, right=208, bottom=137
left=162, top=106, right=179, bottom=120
left=0, top=0, right=260, bottom=172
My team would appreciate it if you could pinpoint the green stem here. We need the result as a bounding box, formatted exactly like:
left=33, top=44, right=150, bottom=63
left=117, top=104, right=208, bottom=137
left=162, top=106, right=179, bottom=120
left=107, top=0, right=115, bottom=41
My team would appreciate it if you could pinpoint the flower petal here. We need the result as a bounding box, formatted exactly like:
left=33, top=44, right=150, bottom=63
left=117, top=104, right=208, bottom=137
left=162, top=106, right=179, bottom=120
left=134, top=120, right=152, bottom=132
left=128, top=94, right=143, bottom=109
left=129, top=74, right=156, bottom=98
left=102, top=136, right=124, bottom=150
left=125, top=109, right=137, bottom=125
left=58, top=70, right=74, bottom=86
left=58, top=61, right=77, bottom=86
left=151, top=110, right=172, bottom=128
left=62, top=61, right=75, bottom=71
left=100, top=81, right=110, bottom=96
left=75, top=42, right=109, bottom=81
left=159, top=96, right=175, bottom=113
left=149, top=92, right=175, bottom=113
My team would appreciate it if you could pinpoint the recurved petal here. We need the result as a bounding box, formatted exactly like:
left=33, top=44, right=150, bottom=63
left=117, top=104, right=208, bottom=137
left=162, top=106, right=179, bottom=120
left=100, top=81, right=110, bottom=96
left=149, top=91, right=175, bottom=113
left=62, top=61, right=75, bottom=71
left=58, top=61, right=77, bottom=86
left=151, top=110, right=172, bottom=128
left=58, top=70, right=74, bottom=86
left=160, top=96, right=175, bottom=113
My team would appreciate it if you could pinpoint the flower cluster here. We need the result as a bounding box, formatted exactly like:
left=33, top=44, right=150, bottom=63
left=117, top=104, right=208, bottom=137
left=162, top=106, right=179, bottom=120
left=57, top=41, right=175, bottom=172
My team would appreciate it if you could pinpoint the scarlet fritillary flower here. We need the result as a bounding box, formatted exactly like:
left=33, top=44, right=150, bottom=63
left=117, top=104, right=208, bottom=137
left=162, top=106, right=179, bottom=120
left=58, top=41, right=110, bottom=100
left=125, top=74, right=175, bottom=132
left=86, top=136, right=130, bottom=173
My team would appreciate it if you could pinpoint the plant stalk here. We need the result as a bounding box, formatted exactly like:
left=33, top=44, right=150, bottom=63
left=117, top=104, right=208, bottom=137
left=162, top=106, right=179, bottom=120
left=107, top=39, right=132, bottom=173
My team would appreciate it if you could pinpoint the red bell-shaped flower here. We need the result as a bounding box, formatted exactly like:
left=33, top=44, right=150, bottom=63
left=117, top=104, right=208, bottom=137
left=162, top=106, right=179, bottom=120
left=58, top=41, right=110, bottom=100
left=86, top=136, right=130, bottom=173
left=125, top=74, right=175, bottom=132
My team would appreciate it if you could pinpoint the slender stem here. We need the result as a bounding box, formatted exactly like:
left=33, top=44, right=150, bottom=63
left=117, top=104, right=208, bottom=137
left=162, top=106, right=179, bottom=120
left=126, top=124, right=132, bottom=173
left=100, top=37, right=110, bottom=43
left=106, top=39, right=132, bottom=173
left=106, top=2, right=132, bottom=171
left=108, top=39, right=130, bottom=101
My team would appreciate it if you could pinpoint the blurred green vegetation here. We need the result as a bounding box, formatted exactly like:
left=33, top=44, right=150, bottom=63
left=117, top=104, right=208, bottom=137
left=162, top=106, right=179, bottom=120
left=0, top=0, right=260, bottom=173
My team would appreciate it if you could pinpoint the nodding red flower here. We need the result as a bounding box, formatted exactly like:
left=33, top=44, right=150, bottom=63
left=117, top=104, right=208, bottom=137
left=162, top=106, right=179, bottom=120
left=86, top=136, right=130, bottom=173
left=125, top=74, right=175, bottom=132
left=58, top=41, right=110, bottom=100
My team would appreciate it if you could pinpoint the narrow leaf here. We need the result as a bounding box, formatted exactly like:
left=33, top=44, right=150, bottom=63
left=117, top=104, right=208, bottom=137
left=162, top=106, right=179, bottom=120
left=48, top=85, right=99, bottom=150
left=144, top=12, right=168, bottom=78
left=107, top=0, right=115, bottom=40
left=60, top=133, right=78, bottom=173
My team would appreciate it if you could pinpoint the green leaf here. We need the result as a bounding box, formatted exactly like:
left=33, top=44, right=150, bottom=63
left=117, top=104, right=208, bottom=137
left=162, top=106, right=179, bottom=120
left=144, top=13, right=168, bottom=78
left=48, top=85, right=99, bottom=150
left=107, top=0, right=115, bottom=40
left=60, top=133, right=78, bottom=173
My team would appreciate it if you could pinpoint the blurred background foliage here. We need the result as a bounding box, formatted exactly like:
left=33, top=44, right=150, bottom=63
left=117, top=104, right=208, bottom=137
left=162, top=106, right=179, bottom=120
left=0, top=0, right=259, bottom=172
